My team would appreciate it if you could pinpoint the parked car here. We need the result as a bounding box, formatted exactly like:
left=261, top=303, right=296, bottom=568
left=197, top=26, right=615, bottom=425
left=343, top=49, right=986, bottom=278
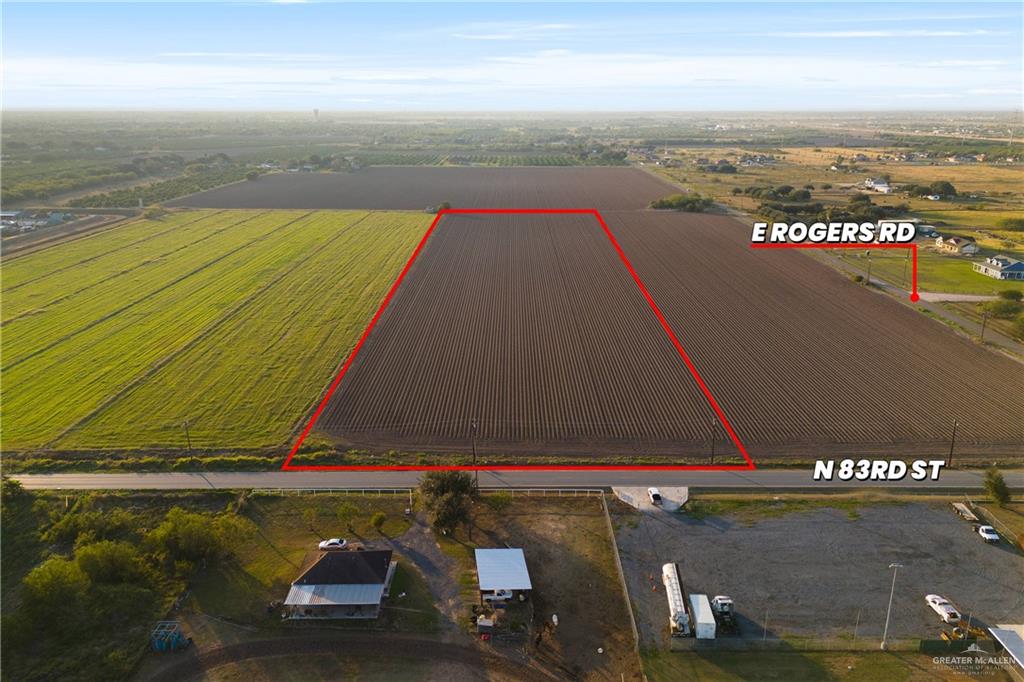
left=318, top=538, right=348, bottom=551
left=648, top=487, right=663, bottom=505
left=976, top=525, right=1000, bottom=543
left=482, top=589, right=513, bottom=603
left=925, top=594, right=961, bottom=624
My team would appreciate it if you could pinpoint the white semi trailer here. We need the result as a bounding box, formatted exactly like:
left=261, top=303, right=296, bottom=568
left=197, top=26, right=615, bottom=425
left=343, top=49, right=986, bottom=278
left=661, top=563, right=691, bottom=637
left=689, top=594, right=717, bottom=640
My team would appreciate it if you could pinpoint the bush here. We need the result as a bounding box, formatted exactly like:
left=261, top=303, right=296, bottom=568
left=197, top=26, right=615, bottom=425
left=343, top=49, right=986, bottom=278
left=22, top=558, right=90, bottom=615
left=649, top=193, right=713, bottom=212
left=821, top=183, right=832, bottom=190
left=984, top=299, right=1022, bottom=319
left=984, top=468, right=1011, bottom=507
left=245, top=170, right=259, bottom=181
left=995, top=217, right=1024, bottom=231
left=370, top=511, right=387, bottom=531
left=146, top=507, right=253, bottom=566
left=998, top=290, right=1023, bottom=302
left=75, top=540, right=150, bottom=585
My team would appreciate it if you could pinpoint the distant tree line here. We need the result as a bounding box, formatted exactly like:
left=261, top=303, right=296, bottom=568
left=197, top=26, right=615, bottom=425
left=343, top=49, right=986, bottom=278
left=649, top=193, right=714, bottom=212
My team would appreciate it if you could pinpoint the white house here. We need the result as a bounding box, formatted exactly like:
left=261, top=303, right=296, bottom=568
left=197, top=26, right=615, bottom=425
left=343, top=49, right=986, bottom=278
left=974, top=255, right=1024, bottom=280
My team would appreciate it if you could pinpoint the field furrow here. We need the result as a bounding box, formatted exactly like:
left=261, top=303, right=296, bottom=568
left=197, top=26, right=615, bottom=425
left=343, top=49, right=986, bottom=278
left=58, top=212, right=429, bottom=449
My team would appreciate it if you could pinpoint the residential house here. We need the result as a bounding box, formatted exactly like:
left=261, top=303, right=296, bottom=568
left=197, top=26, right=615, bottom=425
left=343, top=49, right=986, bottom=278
left=935, top=235, right=979, bottom=255
left=284, top=549, right=396, bottom=619
left=973, top=255, right=1024, bottom=280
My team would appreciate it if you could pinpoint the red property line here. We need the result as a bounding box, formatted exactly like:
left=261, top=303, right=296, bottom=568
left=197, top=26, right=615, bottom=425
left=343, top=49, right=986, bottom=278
left=751, top=242, right=919, bottom=302
left=282, top=208, right=756, bottom=471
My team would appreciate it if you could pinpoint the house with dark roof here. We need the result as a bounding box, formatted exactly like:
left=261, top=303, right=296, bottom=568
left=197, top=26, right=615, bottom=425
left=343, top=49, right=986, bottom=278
left=974, top=255, right=1024, bottom=281
left=284, top=549, right=396, bottom=619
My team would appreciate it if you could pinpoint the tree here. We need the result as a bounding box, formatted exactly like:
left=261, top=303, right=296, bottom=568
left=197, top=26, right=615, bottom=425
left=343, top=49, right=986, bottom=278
left=998, top=290, right=1023, bottom=302
left=928, top=180, right=957, bottom=197
left=146, top=507, right=253, bottom=566
left=370, top=511, right=387, bottom=532
left=245, top=170, right=259, bottom=181
left=22, top=558, right=90, bottom=614
left=76, top=540, right=149, bottom=585
left=419, top=471, right=476, bottom=534
left=302, top=507, right=318, bottom=532
left=985, top=468, right=1011, bottom=507
left=437, top=201, right=452, bottom=212
left=336, top=501, right=359, bottom=532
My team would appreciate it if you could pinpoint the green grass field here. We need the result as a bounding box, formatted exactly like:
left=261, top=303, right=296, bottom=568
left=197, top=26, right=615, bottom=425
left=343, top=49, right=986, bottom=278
left=837, top=247, right=1024, bottom=295
left=1, top=209, right=429, bottom=450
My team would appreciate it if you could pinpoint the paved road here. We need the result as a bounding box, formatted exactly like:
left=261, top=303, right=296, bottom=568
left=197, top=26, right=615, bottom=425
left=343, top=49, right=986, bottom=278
left=13, top=468, right=1020, bottom=491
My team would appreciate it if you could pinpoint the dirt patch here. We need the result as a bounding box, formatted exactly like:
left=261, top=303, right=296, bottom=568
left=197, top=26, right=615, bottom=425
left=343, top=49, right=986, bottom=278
left=613, top=500, right=1024, bottom=648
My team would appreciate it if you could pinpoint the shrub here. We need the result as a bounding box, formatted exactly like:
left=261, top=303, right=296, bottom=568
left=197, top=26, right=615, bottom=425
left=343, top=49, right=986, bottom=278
left=995, top=217, right=1024, bottom=231
left=984, top=299, right=1022, bottom=319
left=821, top=183, right=832, bottom=189
left=984, top=468, right=1010, bottom=507
left=998, top=290, right=1023, bottom=302
left=75, top=540, right=150, bottom=585
left=370, top=511, right=387, bottom=531
left=649, top=193, right=713, bottom=212
left=22, top=558, right=90, bottom=614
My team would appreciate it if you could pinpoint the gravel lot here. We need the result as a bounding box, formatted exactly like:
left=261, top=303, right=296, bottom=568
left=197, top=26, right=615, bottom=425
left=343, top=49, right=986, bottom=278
left=613, top=501, right=1024, bottom=648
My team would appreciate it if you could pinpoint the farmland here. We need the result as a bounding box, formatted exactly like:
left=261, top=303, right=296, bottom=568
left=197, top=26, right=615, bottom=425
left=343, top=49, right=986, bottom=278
left=4, top=166, right=1024, bottom=461
left=167, top=167, right=677, bottom=211
left=318, top=207, right=1024, bottom=459
left=1, top=209, right=430, bottom=451
left=319, top=213, right=732, bottom=457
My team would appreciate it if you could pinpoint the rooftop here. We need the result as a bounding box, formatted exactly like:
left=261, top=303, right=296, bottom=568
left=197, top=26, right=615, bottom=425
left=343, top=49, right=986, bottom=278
left=475, top=548, right=532, bottom=592
left=293, top=549, right=392, bottom=586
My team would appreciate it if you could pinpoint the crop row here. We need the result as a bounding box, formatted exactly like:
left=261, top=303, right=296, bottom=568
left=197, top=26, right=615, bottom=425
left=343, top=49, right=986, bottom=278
left=60, top=212, right=428, bottom=448
left=2, top=210, right=426, bottom=449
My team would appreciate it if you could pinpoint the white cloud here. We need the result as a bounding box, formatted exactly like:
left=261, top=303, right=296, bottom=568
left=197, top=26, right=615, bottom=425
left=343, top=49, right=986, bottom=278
left=4, top=50, right=1020, bottom=109
left=754, top=29, right=1010, bottom=38
left=449, top=21, right=578, bottom=41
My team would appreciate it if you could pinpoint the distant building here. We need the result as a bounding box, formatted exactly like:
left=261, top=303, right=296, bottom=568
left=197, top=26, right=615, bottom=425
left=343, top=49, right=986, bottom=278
left=284, top=549, right=396, bottom=619
left=973, top=255, right=1024, bottom=280
left=935, top=235, right=979, bottom=255
left=864, top=178, right=892, bottom=193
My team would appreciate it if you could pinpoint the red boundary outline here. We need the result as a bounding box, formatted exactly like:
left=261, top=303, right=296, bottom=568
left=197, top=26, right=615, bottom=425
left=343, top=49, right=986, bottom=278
left=751, top=243, right=919, bottom=302
left=282, top=208, right=756, bottom=471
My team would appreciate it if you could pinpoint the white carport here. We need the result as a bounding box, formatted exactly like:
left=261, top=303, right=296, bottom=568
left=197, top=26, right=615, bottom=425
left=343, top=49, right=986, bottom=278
left=475, top=548, right=532, bottom=593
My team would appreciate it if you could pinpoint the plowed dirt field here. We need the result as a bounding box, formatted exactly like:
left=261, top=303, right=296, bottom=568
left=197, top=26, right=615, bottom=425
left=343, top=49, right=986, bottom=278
left=168, top=167, right=678, bottom=211
left=317, top=211, right=1024, bottom=458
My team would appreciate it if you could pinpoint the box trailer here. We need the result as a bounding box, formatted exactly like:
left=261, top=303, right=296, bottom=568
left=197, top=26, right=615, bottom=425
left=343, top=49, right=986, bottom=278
left=689, top=594, right=717, bottom=640
left=661, top=563, right=691, bottom=637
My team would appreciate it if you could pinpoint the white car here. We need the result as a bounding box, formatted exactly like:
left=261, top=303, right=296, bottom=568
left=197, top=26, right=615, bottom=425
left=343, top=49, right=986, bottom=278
left=318, top=538, right=348, bottom=551
left=977, top=525, right=1000, bottom=543
left=925, top=594, right=961, bottom=624
left=648, top=487, right=663, bottom=505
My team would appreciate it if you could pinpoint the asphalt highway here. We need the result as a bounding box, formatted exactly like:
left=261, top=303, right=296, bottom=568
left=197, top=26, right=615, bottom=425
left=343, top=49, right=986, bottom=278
left=13, top=468, right=1021, bottom=491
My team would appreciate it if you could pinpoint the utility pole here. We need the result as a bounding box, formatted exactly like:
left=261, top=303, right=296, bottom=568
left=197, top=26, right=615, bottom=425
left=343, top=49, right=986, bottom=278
left=880, top=562, right=903, bottom=650
left=901, top=248, right=910, bottom=289
left=183, top=419, right=192, bottom=453
left=948, top=419, right=958, bottom=468
left=865, top=250, right=872, bottom=287
left=980, top=310, right=988, bottom=343
left=471, top=419, right=479, bottom=489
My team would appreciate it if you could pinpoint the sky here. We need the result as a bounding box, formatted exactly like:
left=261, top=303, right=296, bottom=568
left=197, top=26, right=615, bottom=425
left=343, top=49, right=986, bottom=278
left=2, top=2, right=1022, bottom=110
